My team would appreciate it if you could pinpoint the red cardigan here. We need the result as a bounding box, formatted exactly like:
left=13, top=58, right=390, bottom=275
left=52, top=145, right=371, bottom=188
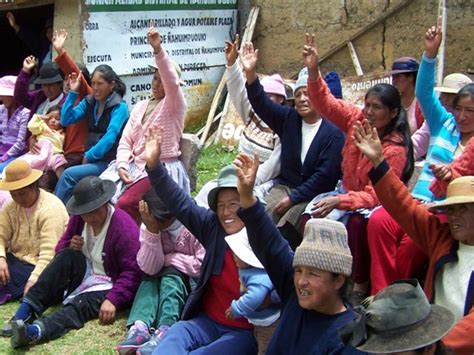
left=371, top=161, right=474, bottom=354
left=307, top=76, right=408, bottom=210
left=54, top=51, right=90, bottom=157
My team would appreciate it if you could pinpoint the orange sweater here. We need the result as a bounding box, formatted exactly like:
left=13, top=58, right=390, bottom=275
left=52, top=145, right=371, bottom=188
left=54, top=51, right=90, bottom=157
left=371, top=161, right=474, bottom=354
left=307, top=76, right=408, bottom=210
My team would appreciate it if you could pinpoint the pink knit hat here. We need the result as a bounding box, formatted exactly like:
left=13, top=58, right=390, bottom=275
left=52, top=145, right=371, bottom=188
left=0, top=76, right=17, bottom=97
left=261, top=74, right=287, bottom=99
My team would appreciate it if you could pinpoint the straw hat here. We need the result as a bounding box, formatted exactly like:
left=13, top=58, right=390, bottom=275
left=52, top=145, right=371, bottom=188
left=0, top=160, right=42, bottom=191
left=429, top=176, right=474, bottom=211
left=434, top=73, right=472, bottom=94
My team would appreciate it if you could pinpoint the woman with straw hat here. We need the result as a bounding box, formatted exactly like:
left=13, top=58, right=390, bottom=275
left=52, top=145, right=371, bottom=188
left=0, top=160, right=68, bottom=310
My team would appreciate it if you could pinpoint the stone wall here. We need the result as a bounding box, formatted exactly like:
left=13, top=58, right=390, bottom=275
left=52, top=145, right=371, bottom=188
left=241, top=0, right=473, bottom=78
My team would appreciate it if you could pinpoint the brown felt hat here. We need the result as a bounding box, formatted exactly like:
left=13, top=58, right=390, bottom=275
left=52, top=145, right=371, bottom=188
left=0, top=160, right=43, bottom=191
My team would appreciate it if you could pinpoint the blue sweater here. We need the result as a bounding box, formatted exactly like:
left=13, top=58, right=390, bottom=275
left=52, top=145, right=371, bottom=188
left=61, top=91, right=129, bottom=162
left=412, top=53, right=459, bottom=202
left=246, top=79, right=345, bottom=204
left=147, top=163, right=235, bottom=321
left=232, top=267, right=279, bottom=325
left=238, top=201, right=364, bottom=354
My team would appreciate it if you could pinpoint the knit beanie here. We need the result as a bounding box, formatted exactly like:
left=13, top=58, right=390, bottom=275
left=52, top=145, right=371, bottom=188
left=293, top=219, right=353, bottom=276
left=261, top=74, right=287, bottom=99
left=324, top=71, right=343, bottom=99
left=294, top=67, right=308, bottom=94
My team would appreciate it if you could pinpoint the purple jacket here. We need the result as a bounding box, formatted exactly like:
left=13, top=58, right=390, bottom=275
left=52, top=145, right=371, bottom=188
left=55, top=208, right=141, bottom=309
left=14, top=69, right=65, bottom=121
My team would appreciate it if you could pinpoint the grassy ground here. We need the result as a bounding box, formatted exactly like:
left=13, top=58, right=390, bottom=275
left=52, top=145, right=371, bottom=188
left=0, top=144, right=236, bottom=354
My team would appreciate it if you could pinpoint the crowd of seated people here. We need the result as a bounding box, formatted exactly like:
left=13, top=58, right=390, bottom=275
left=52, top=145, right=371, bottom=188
left=0, top=14, right=472, bottom=354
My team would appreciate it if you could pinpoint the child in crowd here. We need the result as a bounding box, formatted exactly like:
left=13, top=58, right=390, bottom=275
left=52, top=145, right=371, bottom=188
left=224, top=228, right=280, bottom=354
left=117, top=188, right=205, bottom=355
left=0, top=75, right=30, bottom=172
left=16, top=108, right=67, bottom=178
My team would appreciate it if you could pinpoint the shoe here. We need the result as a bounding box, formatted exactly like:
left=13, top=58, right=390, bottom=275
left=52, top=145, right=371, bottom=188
left=2, top=313, right=36, bottom=338
left=10, top=320, right=30, bottom=349
left=137, top=325, right=170, bottom=355
left=116, top=324, right=151, bottom=355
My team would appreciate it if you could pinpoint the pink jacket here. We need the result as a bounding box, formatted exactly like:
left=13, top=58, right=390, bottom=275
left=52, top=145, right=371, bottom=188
left=307, top=76, right=408, bottom=210
left=430, top=137, right=474, bottom=197
left=137, top=225, right=205, bottom=278
left=116, top=50, right=186, bottom=174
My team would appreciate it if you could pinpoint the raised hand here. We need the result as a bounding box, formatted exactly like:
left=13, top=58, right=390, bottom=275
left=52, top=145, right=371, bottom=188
left=424, top=16, right=442, bottom=59
left=68, top=71, right=82, bottom=92
left=52, top=29, right=68, bottom=55
left=144, top=125, right=163, bottom=170
left=303, top=33, right=320, bottom=79
left=233, top=152, right=259, bottom=200
left=22, top=55, right=36, bottom=73
left=224, top=34, right=240, bottom=66
left=352, top=120, right=384, bottom=168
left=138, top=200, right=160, bottom=234
left=240, top=42, right=259, bottom=72
left=147, top=26, right=162, bottom=54
left=6, top=12, right=19, bottom=32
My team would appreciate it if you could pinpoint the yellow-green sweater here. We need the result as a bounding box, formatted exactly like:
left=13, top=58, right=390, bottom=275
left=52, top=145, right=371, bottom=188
left=0, top=189, right=68, bottom=283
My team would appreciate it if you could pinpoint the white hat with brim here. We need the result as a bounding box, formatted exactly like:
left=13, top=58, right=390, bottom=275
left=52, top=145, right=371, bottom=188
left=0, top=160, right=43, bottom=191
left=225, top=227, right=263, bottom=269
left=434, top=73, right=472, bottom=94
left=429, top=176, right=474, bottom=212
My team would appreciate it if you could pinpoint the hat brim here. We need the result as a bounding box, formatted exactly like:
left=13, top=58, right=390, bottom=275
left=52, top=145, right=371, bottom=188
left=225, top=228, right=264, bottom=269
left=388, top=69, right=418, bottom=75
left=0, top=169, right=43, bottom=191
left=33, top=75, right=63, bottom=85
left=429, top=196, right=474, bottom=212
left=208, top=183, right=238, bottom=212
left=0, top=88, right=14, bottom=96
left=357, top=304, right=455, bottom=353
left=434, top=86, right=459, bottom=94
left=66, top=180, right=116, bottom=215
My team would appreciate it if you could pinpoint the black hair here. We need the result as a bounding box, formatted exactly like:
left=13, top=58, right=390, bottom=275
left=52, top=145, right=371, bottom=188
left=452, top=83, right=474, bottom=108
left=91, top=64, right=126, bottom=98
left=365, top=83, right=414, bottom=183
left=331, top=273, right=353, bottom=305
left=76, top=62, right=92, bottom=87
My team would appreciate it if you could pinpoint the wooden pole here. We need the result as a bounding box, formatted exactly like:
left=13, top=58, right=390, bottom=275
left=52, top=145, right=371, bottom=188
left=436, top=0, right=447, bottom=86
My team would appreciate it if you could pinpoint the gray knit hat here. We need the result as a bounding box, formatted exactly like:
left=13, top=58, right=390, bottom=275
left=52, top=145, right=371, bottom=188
left=293, top=219, right=352, bottom=276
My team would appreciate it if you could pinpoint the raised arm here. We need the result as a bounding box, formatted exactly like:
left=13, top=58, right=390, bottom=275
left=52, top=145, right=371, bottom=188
left=241, top=41, right=292, bottom=135
left=145, top=126, right=221, bottom=247
left=415, top=18, right=452, bottom=134
left=353, top=120, right=446, bottom=255
left=234, top=152, right=295, bottom=303
left=53, top=29, right=92, bottom=96
left=14, top=56, right=39, bottom=109
left=304, top=33, right=362, bottom=132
